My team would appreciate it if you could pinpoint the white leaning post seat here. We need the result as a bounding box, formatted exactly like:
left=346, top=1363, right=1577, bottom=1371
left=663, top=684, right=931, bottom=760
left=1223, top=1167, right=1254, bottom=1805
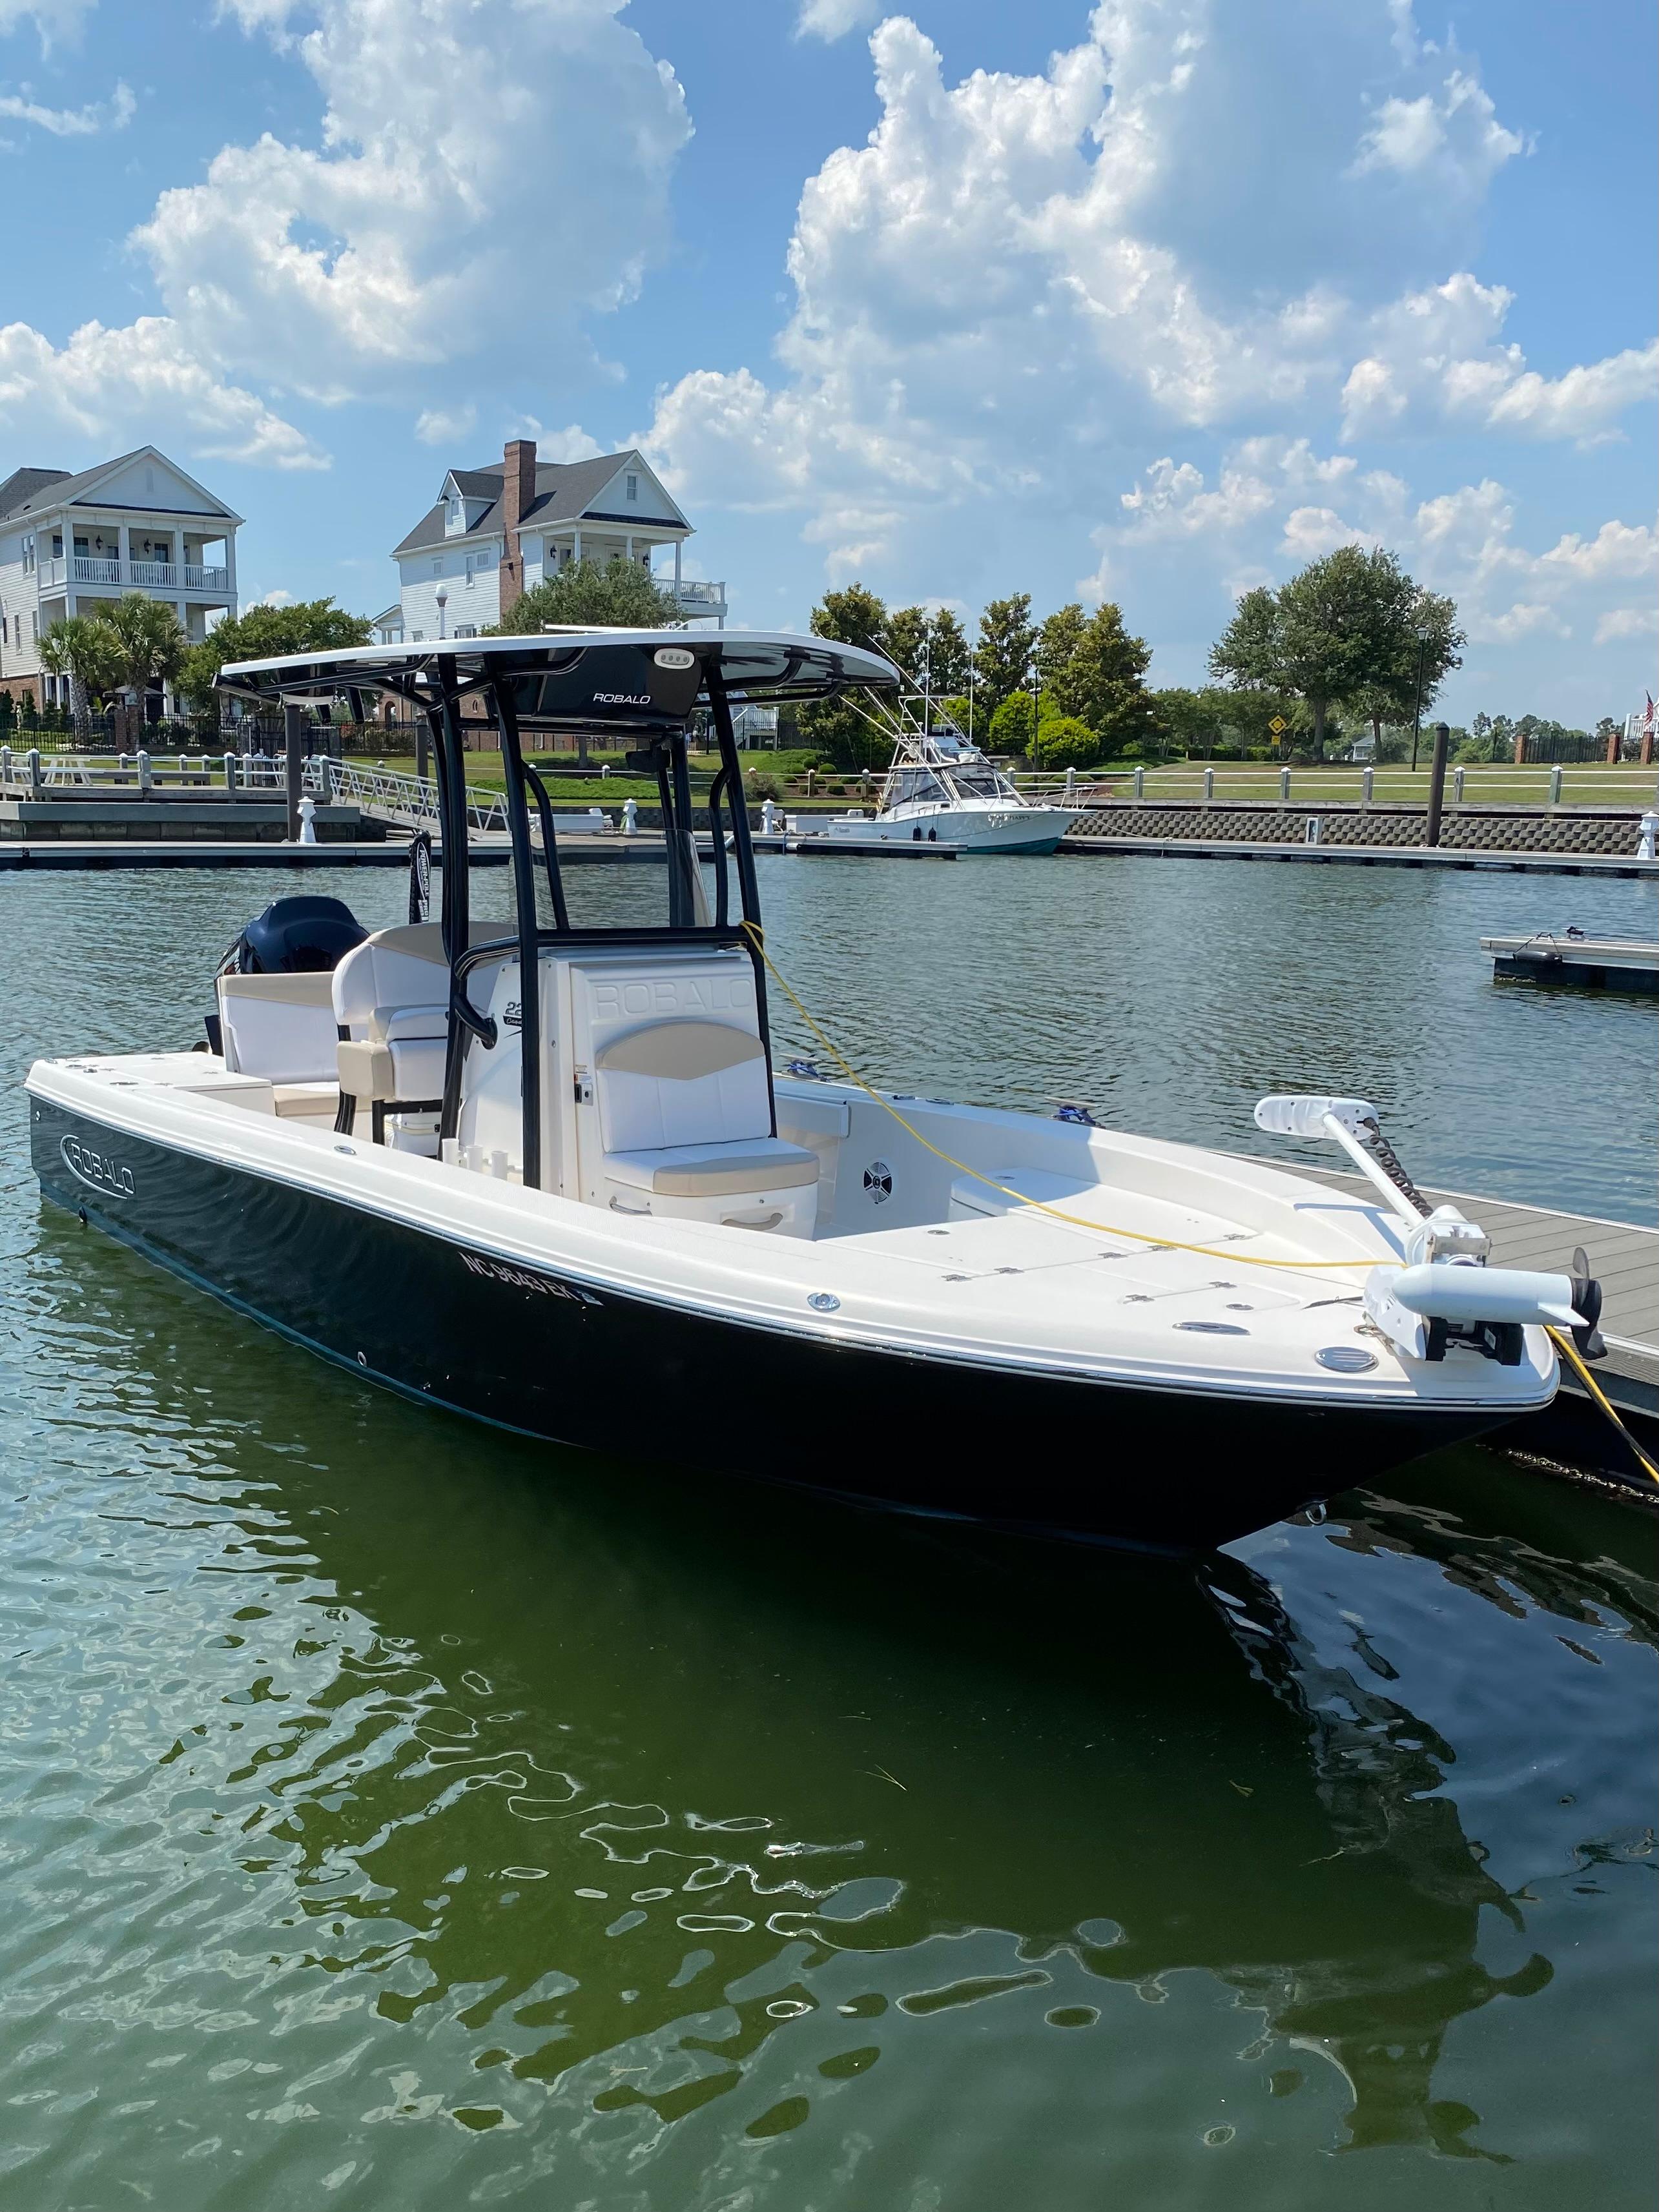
left=332, top=923, right=453, bottom=1137
left=595, top=1019, right=819, bottom=1236
left=216, top=972, right=340, bottom=1120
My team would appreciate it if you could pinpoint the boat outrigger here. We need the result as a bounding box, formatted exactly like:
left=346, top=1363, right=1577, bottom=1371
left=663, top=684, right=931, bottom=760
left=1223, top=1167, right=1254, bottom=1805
left=26, top=633, right=1603, bottom=1550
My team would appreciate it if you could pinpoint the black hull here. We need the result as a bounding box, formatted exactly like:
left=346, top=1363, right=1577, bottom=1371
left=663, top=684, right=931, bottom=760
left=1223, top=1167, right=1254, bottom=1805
left=29, top=1099, right=1505, bottom=1550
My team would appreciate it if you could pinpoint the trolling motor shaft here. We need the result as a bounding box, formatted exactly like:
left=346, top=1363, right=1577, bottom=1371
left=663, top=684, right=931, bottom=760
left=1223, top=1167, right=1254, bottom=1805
left=1253, top=1094, right=1605, bottom=1367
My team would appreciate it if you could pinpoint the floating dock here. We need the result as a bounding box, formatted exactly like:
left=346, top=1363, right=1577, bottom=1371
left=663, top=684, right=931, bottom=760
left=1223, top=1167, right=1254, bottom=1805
left=0, top=830, right=960, bottom=871
left=1481, top=934, right=1659, bottom=992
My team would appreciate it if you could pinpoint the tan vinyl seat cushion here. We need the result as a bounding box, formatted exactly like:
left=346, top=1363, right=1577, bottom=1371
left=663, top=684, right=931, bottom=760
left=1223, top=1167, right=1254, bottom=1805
left=271, top=1081, right=339, bottom=1119
left=605, top=1137, right=819, bottom=1196
left=595, top=1021, right=766, bottom=1080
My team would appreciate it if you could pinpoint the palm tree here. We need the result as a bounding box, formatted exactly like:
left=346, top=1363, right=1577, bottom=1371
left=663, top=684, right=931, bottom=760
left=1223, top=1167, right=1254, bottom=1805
left=90, top=593, right=189, bottom=734
left=37, top=616, right=123, bottom=744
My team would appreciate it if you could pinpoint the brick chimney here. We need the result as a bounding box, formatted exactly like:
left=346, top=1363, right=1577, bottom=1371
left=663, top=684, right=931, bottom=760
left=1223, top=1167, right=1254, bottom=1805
left=497, top=436, right=537, bottom=617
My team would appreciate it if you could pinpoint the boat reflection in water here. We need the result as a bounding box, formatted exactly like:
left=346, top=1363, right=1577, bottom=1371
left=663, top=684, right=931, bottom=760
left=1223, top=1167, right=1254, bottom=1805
left=17, top=1209, right=1654, bottom=2204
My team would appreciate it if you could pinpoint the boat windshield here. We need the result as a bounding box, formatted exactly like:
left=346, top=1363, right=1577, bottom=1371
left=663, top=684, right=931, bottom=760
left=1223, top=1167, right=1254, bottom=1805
left=888, top=766, right=951, bottom=808
left=943, top=759, right=1006, bottom=799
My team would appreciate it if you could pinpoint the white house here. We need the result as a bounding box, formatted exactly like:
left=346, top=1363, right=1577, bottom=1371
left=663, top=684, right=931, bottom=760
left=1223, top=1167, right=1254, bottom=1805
left=387, top=440, right=724, bottom=642
left=0, top=447, right=240, bottom=708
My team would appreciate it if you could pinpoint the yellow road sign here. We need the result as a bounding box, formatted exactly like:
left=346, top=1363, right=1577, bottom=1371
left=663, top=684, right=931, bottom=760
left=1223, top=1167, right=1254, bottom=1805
left=1268, top=715, right=1288, bottom=735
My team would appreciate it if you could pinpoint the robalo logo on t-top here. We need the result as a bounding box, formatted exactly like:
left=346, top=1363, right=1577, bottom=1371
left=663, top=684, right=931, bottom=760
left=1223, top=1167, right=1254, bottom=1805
left=591, top=691, right=652, bottom=708
left=59, top=1134, right=136, bottom=1198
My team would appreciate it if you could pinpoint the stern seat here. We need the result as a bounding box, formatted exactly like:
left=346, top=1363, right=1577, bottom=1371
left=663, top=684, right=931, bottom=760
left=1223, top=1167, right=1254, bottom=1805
left=333, top=922, right=454, bottom=1140
left=217, top=971, right=339, bottom=1122
left=593, top=1019, right=818, bottom=1236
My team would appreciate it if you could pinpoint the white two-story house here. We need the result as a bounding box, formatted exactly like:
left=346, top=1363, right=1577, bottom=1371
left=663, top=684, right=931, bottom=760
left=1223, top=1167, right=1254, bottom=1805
left=0, top=447, right=240, bottom=708
left=381, top=440, right=723, bottom=645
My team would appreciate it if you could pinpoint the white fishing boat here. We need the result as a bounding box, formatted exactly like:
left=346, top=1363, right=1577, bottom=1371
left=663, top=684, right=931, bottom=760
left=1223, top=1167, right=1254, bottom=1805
left=803, top=690, right=1071, bottom=854
left=25, top=631, right=1604, bottom=1551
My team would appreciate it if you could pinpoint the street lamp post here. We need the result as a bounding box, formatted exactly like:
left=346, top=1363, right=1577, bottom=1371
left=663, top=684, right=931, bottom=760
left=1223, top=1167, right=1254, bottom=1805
left=437, top=587, right=449, bottom=642
left=1028, top=660, right=1040, bottom=768
left=1408, top=622, right=1430, bottom=773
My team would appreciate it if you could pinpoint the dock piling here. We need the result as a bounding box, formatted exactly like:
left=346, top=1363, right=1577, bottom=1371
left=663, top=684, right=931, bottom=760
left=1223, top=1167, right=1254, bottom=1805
left=1425, top=722, right=1450, bottom=848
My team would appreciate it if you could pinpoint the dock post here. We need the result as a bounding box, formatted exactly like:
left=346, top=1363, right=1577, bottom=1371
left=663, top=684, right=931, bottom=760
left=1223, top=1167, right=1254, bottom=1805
left=137, top=748, right=152, bottom=794
left=1133, top=766, right=1144, bottom=801
left=1548, top=765, right=1562, bottom=810
left=283, top=704, right=304, bottom=843
left=1202, top=767, right=1214, bottom=803
left=223, top=751, right=236, bottom=794
left=1280, top=766, right=1290, bottom=803
left=1453, top=765, right=1465, bottom=806
left=1, top=746, right=10, bottom=786
left=416, top=719, right=429, bottom=783
left=1361, top=768, right=1374, bottom=808
left=1425, top=722, right=1450, bottom=848
left=26, top=747, right=42, bottom=799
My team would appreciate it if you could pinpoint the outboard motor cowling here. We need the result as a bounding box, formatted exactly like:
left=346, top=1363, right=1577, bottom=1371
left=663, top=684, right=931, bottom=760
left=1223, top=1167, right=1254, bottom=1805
left=228, top=896, right=367, bottom=975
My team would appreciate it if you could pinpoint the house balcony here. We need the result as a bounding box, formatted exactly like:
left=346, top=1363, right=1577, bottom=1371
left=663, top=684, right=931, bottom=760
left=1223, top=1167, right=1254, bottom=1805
left=34, top=556, right=232, bottom=595
left=668, top=579, right=727, bottom=620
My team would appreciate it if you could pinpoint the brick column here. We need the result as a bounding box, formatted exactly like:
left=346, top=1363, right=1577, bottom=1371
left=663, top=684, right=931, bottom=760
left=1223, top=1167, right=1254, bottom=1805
left=497, top=438, right=536, bottom=619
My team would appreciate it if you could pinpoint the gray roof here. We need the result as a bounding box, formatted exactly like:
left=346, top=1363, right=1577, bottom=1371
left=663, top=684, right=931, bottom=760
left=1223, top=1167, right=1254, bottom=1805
left=0, top=466, right=72, bottom=524
left=0, top=449, right=238, bottom=525
left=391, top=450, right=685, bottom=558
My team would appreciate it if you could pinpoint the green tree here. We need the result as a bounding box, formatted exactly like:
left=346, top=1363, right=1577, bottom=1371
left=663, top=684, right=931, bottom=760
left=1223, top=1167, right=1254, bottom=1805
left=1209, top=547, right=1461, bottom=759
left=490, top=557, right=682, bottom=635
left=1040, top=601, right=1157, bottom=756
left=809, top=582, right=888, bottom=654
left=89, top=594, right=187, bottom=721
left=881, top=605, right=931, bottom=682
left=1031, top=714, right=1104, bottom=771
left=974, top=594, right=1036, bottom=721
left=800, top=583, right=891, bottom=771
left=38, top=615, right=123, bottom=742
left=180, top=595, right=373, bottom=704
left=987, top=690, right=1038, bottom=756
left=925, top=608, right=971, bottom=696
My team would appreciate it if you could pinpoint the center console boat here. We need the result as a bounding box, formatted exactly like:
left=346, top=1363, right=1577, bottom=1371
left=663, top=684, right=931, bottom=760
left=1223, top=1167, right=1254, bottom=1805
left=26, top=632, right=1594, bottom=1550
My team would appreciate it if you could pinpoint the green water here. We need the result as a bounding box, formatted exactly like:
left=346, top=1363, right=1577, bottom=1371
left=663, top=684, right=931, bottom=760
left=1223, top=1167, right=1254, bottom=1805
left=1, top=857, right=1654, bottom=2208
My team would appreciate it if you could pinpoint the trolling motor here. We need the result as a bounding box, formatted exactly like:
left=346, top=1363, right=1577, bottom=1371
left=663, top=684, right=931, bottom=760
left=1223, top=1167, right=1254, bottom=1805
left=1254, top=1094, right=1605, bottom=1368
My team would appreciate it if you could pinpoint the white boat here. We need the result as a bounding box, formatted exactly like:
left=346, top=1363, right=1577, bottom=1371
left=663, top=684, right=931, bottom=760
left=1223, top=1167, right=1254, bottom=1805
left=804, top=695, right=1071, bottom=854
left=25, top=631, right=1602, bottom=1552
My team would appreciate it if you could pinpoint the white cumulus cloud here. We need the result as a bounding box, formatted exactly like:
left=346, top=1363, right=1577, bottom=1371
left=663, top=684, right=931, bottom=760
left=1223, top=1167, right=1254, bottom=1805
left=0, top=315, right=326, bottom=467
left=1352, top=68, right=1527, bottom=194
left=134, top=0, right=691, bottom=406
left=646, top=2, right=1650, bottom=599
left=0, top=78, right=130, bottom=134
left=796, top=0, right=880, bottom=40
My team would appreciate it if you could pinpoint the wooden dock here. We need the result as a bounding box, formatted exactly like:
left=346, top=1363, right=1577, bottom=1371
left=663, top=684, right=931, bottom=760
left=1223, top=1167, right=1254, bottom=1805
left=1481, top=933, right=1659, bottom=992
left=1268, top=1158, right=1659, bottom=1496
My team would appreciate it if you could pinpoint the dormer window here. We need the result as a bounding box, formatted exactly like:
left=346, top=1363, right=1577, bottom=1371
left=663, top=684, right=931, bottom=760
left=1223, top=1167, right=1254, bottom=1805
left=625, top=473, right=639, bottom=503
left=446, top=495, right=463, bottom=531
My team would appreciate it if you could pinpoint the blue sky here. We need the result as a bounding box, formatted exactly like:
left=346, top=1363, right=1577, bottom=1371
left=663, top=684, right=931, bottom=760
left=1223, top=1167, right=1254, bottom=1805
left=3, top=0, right=1653, bottom=724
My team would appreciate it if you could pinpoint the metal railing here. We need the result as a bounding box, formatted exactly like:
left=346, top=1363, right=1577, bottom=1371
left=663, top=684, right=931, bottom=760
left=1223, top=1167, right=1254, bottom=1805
left=303, top=756, right=510, bottom=834
left=0, top=746, right=506, bottom=831
left=28, top=556, right=230, bottom=593
left=1006, top=763, right=1659, bottom=810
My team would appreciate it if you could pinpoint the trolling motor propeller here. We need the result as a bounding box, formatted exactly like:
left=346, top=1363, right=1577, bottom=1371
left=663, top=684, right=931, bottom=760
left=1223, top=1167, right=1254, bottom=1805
left=1570, top=1246, right=1607, bottom=1359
